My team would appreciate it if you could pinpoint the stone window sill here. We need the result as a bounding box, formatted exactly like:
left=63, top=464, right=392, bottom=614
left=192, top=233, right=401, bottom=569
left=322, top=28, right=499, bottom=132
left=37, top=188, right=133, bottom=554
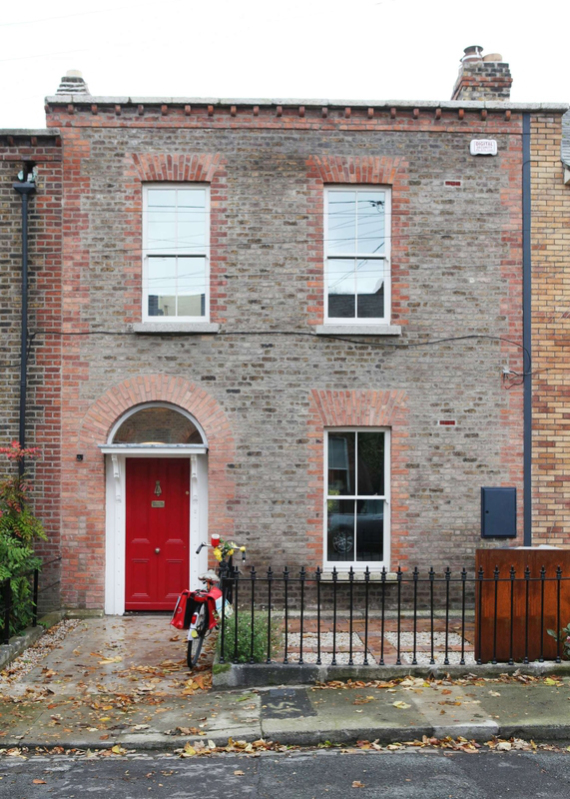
left=315, top=324, right=401, bottom=336
left=320, top=570, right=397, bottom=581
left=131, top=322, right=220, bottom=334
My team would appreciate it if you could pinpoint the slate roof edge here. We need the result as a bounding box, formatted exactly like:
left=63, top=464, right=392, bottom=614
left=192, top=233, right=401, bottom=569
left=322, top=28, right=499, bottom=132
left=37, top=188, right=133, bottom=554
left=44, top=96, right=570, bottom=113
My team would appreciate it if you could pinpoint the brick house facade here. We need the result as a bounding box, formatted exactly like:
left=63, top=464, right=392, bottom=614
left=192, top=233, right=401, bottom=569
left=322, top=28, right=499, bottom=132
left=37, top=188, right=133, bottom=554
left=0, top=131, right=63, bottom=572
left=1, top=50, right=567, bottom=611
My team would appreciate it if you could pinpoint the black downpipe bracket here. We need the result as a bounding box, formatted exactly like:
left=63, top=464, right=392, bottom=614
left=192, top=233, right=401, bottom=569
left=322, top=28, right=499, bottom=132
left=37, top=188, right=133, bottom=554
left=522, top=114, right=532, bottom=546
left=12, top=180, right=36, bottom=475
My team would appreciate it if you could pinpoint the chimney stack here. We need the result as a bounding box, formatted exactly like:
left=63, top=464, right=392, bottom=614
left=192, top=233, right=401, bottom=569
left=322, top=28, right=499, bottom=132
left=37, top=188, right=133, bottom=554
left=451, top=46, right=512, bottom=102
left=56, top=70, right=90, bottom=95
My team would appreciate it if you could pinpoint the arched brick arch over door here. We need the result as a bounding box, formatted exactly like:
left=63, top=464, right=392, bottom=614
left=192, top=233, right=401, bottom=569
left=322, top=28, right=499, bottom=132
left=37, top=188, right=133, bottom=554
left=60, top=374, right=235, bottom=609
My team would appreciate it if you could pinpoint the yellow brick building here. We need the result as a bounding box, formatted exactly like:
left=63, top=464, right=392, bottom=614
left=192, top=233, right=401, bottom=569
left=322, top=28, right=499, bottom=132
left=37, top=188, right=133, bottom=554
left=532, top=111, right=570, bottom=544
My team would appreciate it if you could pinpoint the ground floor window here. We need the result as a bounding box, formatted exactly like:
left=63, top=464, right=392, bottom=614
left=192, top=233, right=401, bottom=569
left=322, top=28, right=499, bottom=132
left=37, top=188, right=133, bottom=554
left=325, top=429, right=389, bottom=568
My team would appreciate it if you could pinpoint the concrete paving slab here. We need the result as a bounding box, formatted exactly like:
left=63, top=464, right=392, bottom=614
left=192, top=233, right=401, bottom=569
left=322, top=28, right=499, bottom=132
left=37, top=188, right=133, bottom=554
left=404, top=683, right=500, bottom=739
left=10, top=617, right=191, bottom=698
left=474, top=681, right=570, bottom=739
left=0, top=698, right=44, bottom=741
left=259, top=685, right=432, bottom=745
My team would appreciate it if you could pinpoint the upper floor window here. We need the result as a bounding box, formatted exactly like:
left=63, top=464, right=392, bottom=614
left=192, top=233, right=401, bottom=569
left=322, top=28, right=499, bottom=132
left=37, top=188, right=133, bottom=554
left=325, top=187, right=391, bottom=323
left=143, top=185, right=209, bottom=321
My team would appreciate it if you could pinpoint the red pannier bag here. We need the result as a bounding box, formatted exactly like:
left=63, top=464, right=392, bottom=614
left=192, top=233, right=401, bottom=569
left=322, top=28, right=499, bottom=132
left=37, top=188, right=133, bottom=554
left=170, top=589, right=192, bottom=630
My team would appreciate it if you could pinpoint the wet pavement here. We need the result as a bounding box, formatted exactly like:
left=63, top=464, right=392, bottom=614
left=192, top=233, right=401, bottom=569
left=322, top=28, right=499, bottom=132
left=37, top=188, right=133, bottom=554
left=1, top=616, right=570, bottom=750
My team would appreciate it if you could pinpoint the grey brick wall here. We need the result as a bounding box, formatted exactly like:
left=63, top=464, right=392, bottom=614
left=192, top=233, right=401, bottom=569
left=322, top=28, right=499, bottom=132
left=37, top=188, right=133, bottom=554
left=51, top=110, right=525, bottom=579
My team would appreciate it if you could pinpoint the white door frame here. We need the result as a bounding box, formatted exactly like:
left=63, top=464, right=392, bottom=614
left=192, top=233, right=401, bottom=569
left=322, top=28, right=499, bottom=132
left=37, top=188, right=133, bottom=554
left=103, top=449, right=209, bottom=615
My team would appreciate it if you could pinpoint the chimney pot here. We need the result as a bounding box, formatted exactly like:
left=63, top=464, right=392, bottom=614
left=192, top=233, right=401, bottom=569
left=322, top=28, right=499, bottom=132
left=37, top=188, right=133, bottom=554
left=452, top=46, right=512, bottom=102
left=461, top=45, right=483, bottom=63
left=56, top=70, right=90, bottom=96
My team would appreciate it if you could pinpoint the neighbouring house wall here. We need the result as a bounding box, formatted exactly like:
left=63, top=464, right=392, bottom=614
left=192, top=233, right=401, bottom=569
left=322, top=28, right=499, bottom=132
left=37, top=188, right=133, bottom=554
left=531, top=112, right=570, bottom=544
left=41, top=100, right=526, bottom=608
left=0, top=133, right=63, bottom=572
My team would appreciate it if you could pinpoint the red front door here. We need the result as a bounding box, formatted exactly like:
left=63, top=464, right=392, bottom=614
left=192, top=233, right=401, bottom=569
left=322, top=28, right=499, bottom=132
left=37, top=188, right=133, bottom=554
left=125, top=458, right=190, bottom=610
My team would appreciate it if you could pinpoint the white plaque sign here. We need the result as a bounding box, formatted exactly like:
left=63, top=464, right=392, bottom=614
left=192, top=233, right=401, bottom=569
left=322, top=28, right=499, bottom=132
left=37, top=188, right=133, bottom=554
left=470, top=139, right=498, bottom=156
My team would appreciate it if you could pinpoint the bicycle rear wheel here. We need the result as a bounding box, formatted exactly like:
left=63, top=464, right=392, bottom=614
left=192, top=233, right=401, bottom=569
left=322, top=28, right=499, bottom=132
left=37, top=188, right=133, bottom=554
left=187, top=604, right=208, bottom=669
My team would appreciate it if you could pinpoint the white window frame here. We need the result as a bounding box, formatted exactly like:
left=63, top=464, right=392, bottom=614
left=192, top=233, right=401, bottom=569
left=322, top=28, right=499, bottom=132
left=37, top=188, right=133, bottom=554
left=142, top=183, right=211, bottom=323
left=324, top=428, right=390, bottom=571
left=324, top=186, right=391, bottom=324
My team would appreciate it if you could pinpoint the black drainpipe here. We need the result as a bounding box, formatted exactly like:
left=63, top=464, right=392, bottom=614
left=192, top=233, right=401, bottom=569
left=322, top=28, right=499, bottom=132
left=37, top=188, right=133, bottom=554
left=13, top=176, right=36, bottom=475
left=522, top=114, right=532, bottom=546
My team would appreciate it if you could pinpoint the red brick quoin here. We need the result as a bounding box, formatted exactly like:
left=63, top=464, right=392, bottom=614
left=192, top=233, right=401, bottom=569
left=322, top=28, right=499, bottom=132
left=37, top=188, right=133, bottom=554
left=306, top=389, right=409, bottom=569
left=60, top=374, right=235, bottom=609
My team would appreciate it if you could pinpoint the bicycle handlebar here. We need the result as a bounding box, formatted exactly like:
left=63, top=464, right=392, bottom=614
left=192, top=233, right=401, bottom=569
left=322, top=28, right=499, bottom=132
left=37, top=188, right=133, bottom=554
left=195, top=541, right=247, bottom=560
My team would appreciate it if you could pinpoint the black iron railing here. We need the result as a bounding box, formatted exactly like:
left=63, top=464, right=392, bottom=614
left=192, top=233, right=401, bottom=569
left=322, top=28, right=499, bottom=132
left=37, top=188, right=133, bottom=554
left=0, top=556, right=62, bottom=645
left=218, top=566, right=570, bottom=667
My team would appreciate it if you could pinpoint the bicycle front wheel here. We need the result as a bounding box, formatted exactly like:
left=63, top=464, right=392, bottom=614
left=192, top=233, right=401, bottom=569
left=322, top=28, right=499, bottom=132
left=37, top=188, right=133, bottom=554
left=187, top=604, right=208, bottom=669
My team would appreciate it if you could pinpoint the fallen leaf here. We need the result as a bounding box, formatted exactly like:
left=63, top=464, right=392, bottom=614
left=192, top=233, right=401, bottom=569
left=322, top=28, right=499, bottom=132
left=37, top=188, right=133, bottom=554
left=393, top=701, right=411, bottom=710
left=352, top=780, right=365, bottom=787
left=180, top=743, right=197, bottom=758
left=234, top=770, right=245, bottom=776
left=489, top=691, right=501, bottom=697
left=98, top=656, right=123, bottom=665
left=111, top=745, right=127, bottom=755
left=33, top=779, right=47, bottom=784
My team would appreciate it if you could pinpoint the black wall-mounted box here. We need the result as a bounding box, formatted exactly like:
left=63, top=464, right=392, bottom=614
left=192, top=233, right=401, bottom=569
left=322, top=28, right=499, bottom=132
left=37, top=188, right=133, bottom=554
left=481, top=487, right=517, bottom=538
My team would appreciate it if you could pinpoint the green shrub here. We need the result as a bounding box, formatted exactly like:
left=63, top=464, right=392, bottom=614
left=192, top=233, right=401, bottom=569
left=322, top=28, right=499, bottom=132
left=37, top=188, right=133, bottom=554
left=217, top=610, right=282, bottom=663
left=0, top=442, right=46, bottom=637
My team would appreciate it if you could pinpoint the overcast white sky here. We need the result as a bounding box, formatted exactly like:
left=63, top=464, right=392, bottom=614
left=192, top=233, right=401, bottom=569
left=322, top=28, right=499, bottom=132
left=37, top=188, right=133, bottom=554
left=1, top=0, right=567, bottom=130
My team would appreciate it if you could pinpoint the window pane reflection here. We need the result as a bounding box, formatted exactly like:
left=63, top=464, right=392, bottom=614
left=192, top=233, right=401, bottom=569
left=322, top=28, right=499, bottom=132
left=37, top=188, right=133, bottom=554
left=327, top=191, right=356, bottom=254
left=356, top=500, right=384, bottom=561
left=328, top=433, right=355, bottom=495
left=328, top=259, right=355, bottom=318
left=177, top=257, right=206, bottom=317
left=358, top=432, right=385, bottom=495
left=357, top=191, right=385, bottom=255
left=356, top=260, right=384, bottom=318
left=113, top=407, right=203, bottom=444
left=148, top=257, right=176, bottom=317
left=327, top=499, right=355, bottom=561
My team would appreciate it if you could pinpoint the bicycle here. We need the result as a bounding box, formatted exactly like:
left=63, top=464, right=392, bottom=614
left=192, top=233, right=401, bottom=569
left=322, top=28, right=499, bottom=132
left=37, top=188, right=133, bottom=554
left=170, top=536, right=246, bottom=669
